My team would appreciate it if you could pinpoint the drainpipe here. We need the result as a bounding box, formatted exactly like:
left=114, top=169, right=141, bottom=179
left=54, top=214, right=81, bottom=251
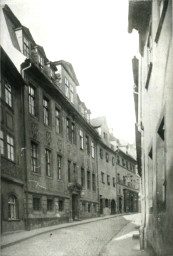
left=21, top=62, right=32, bottom=230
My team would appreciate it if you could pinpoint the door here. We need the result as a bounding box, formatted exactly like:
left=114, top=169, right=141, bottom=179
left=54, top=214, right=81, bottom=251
left=72, top=194, right=78, bottom=220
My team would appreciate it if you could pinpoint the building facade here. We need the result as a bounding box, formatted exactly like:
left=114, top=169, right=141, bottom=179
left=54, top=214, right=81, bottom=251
left=1, top=4, right=139, bottom=233
left=1, top=47, right=26, bottom=233
left=129, top=0, right=173, bottom=255
left=116, top=150, right=139, bottom=213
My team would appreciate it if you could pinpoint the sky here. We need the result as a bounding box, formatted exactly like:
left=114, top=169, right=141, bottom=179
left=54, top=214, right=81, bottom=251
left=1, top=0, right=138, bottom=144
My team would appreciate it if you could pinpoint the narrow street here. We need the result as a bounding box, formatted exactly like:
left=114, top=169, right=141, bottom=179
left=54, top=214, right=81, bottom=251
left=2, top=214, right=139, bottom=256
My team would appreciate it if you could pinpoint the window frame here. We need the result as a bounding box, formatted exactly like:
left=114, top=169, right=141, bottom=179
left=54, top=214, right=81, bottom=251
left=91, top=141, right=95, bottom=158
left=79, top=130, right=84, bottom=150
left=45, top=148, right=51, bottom=177
left=31, top=141, right=39, bottom=173
left=8, top=195, right=17, bottom=220
left=28, top=85, right=36, bottom=116
left=5, top=82, right=12, bottom=107
left=7, top=134, right=14, bottom=161
left=43, top=97, right=49, bottom=126
left=57, top=155, right=62, bottom=180
left=0, top=130, right=5, bottom=155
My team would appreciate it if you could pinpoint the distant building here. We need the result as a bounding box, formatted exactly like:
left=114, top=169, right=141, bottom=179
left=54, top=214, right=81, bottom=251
left=91, top=117, right=117, bottom=215
left=91, top=117, right=139, bottom=215
left=129, top=0, right=173, bottom=255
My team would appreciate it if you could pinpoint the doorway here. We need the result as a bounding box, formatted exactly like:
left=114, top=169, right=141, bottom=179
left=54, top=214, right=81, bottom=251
left=111, top=200, right=116, bottom=214
left=72, top=194, right=78, bottom=220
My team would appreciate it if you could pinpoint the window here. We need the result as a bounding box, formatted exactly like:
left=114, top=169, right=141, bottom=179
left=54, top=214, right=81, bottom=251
left=117, top=155, right=120, bottom=164
left=101, top=172, right=104, bottom=184
left=86, top=135, right=90, bottom=155
left=66, top=118, right=70, bottom=140
left=70, top=85, right=74, bottom=103
left=47, top=199, right=53, bottom=211
left=123, top=176, right=126, bottom=185
left=55, top=109, right=60, bottom=133
left=8, top=195, right=17, bottom=219
left=71, top=123, right=75, bottom=144
left=33, top=197, right=40, bottom=211
left=23, top=36, right=30, bottom=58
left=126, top=160, right=128, bottom=169
left=73, top=163, right=76, bottom=181
left=105, top=199, right=108, bottom=208
left=103, top=132, right=107, bottom=139
left=7, top=134, right=14, bottom=161
left=87, top=170, right=90, bottom=189
left=31, top=142, right=38, bottom=173
left=106, top=152, right=109, bottom=162
left=92, top=173, right=96, bottom=191
left=88, top=203, right=91, bottom=212
left=79, top=130, right=84, bottom=149
left=158, top=117, right=165, bottom=141
left=43, top=98, right=49, bottom=125
left=82, top=202, right=86, bottom=212
left=0, top=130, right=4, bottom=155
left=93, top=204, right=96, bottom=212
left=5, top=82, right=12, bottom=107
left=38, top=54, right=44, bottom=69
left=57, top=155, right=62, bottom=180
left=112, top=157, right=115, bottom=166
left=107, top=175, right=110, bottom=185
left=28, top=85, right=36, bottom=115
left=65, top=78, right=69, bottom=97
left=91, top=141, right=95, bottom=158
left=117, top=173, right=120, bottom=182
left=113, top=177, right=115, bottom=187
left=68, top=160, right=71, bottom=182
left=100, top=148, right=103, bottom=159
left=81, top=168, right=85, bottom=187
left=59, top=200, right=64, bottom=211
left=45, top=149, right=51, bottom=176
left=122, top=158, right=125, bottom=167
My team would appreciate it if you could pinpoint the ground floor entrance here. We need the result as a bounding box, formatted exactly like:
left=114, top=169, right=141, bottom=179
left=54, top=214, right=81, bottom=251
left=72, top=194, right=79, bottom=220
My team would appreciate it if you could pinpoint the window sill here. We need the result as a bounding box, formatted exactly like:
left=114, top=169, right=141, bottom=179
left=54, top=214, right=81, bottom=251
left=1, top=155, right=16, bottom=164
left=46, top=176, right=53, bottom=179
left=29, top=113, right=38, bottom=120
left=8, top=219, right=21, bottom=222
left=31, top=172, right=41, bottom=176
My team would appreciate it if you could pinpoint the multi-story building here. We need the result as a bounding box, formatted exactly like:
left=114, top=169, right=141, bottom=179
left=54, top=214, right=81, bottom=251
left=91, top=117, right=139, bottom=215
left=116, top=149, right=139, bottom=213
left=128, top=0, right=173, bottom=255
left=1, top=47, right=26, bottom=233
left=1, top=4, right=99, bottom=231
left=1, top=4, right=140, bottom=234
left=91, top=117, right=117, bottom=215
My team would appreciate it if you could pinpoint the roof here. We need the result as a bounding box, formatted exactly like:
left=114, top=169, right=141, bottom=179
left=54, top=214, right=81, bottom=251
left=54, top=60, right=79, bottom=86
left=90, top=116, right=106, bottom=128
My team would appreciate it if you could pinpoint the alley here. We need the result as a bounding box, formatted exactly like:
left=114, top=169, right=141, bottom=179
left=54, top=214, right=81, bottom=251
left=2, top=215, right=135, bottom=256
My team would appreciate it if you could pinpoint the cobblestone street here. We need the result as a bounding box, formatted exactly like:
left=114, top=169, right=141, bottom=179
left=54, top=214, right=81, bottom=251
left=2, top=215, right=130, bottom=256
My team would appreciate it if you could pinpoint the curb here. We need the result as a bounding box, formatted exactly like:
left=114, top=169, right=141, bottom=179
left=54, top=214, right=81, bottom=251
left=1, top=213, right=129, bottom=249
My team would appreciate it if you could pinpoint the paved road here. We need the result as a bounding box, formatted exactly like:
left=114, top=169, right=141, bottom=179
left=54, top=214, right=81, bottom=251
left=2, top=215, right=131, bottom=256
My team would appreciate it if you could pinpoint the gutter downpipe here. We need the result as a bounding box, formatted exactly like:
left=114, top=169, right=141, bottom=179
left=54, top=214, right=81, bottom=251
left=21, top=62, right=32, bottom=230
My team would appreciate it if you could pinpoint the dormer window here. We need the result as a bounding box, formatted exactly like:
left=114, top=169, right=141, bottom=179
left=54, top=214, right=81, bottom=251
left=23, top=36, right=30, bottom=58
left=70, top=85, right=74, bottom=103
left=65, top=78, right=69, bottom=98
left=38, top=54, right=44, bottom=69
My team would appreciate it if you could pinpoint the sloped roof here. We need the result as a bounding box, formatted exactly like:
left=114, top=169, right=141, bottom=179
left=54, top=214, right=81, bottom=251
left=90, top=116, right=106, bottom=128
left=54, top=60, right=79, bottom=86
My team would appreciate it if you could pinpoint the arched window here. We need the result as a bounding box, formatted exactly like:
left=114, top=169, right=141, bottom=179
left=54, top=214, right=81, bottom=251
left=8, top=195, right=17, bottom=220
